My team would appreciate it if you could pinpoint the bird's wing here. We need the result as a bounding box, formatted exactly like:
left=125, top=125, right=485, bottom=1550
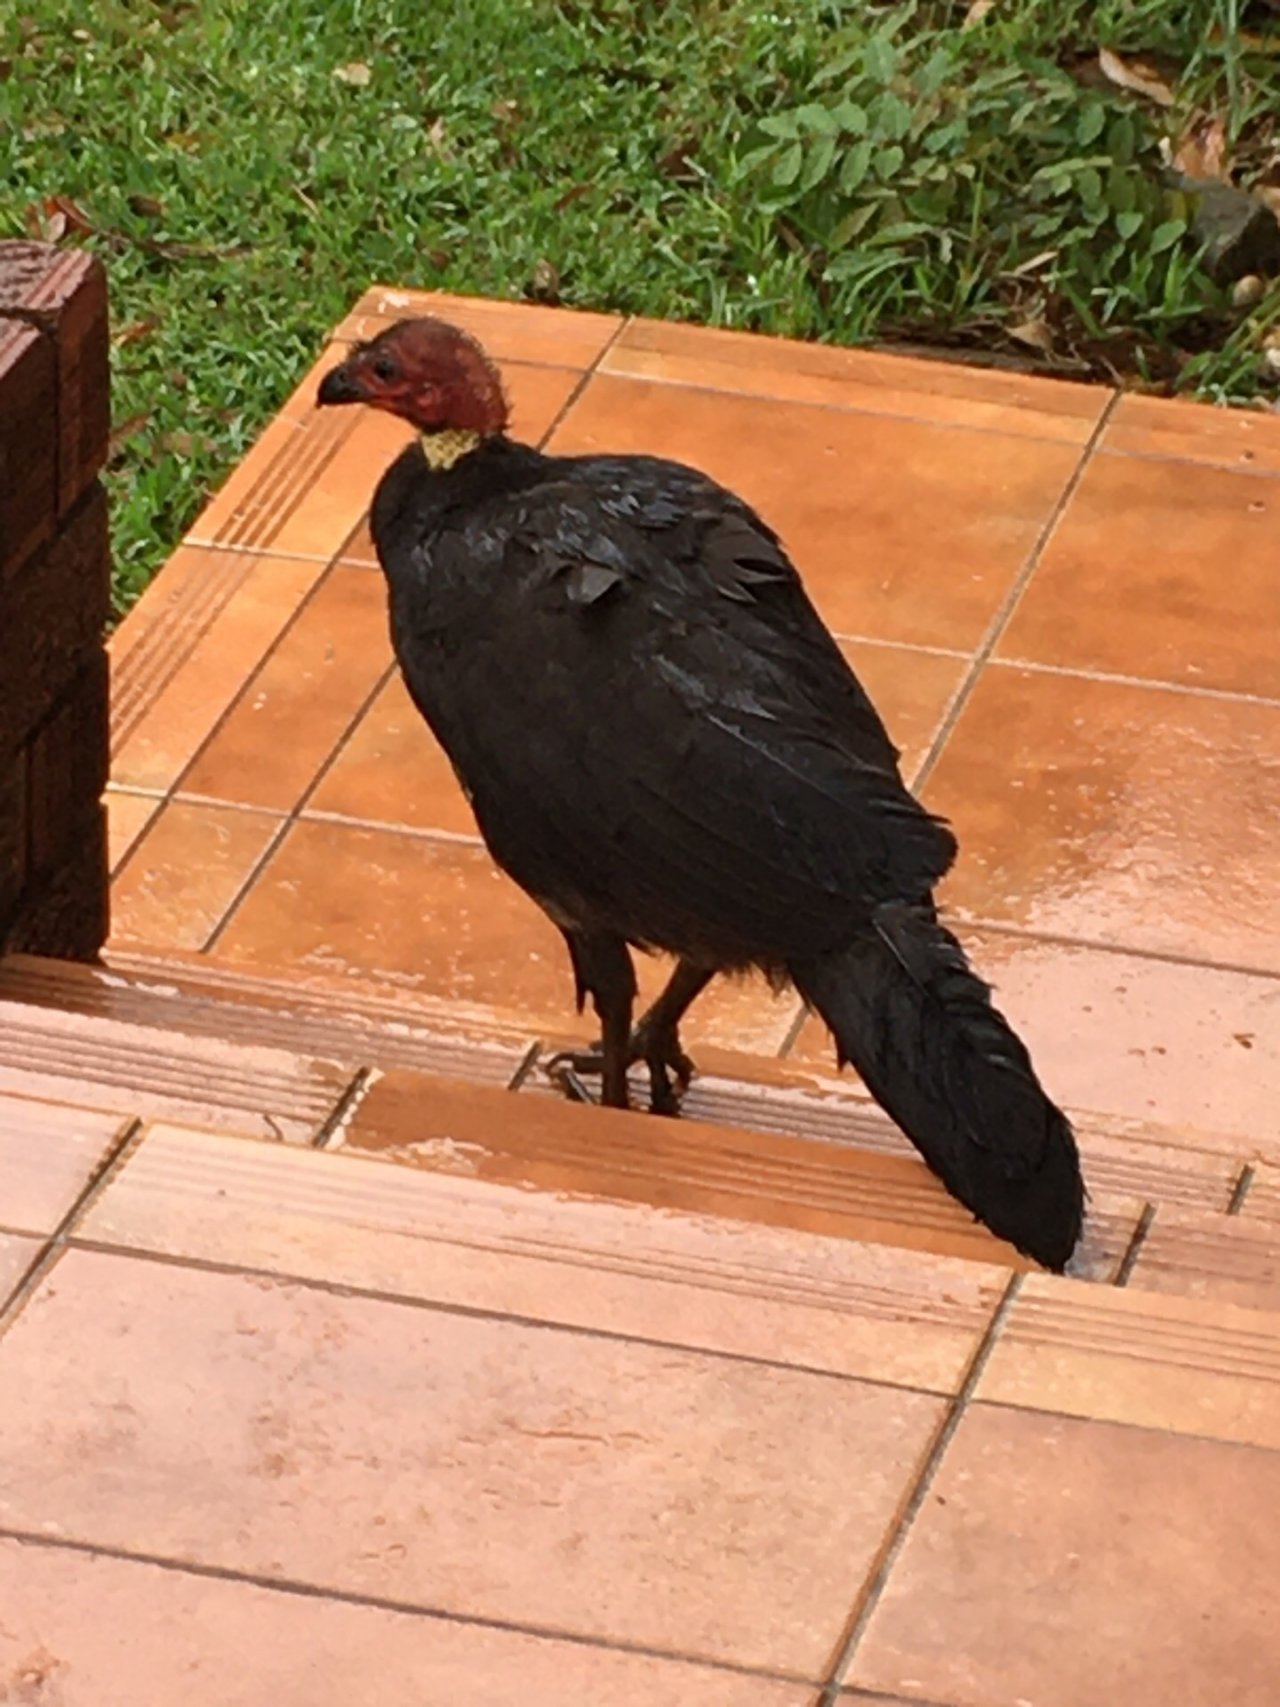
left=395, top=468, right=956, bottom=963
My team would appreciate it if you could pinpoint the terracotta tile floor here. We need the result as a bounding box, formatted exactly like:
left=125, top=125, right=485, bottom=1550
left=3, top=288, right=1280, bottom=1701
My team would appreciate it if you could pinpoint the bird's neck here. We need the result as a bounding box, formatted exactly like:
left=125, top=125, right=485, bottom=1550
left=418, top=428, right=483, bottom=471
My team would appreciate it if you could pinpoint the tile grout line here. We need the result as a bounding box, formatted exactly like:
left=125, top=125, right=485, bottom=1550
left=0, top=1526, right=812, bottom=1690
left=537, top=314, right=633, bottom=446
left=110, top=556, right=350, bottom=897
left=0, top=1117, right=145, bottom=1342
left=776, top=998, right=815, bottom=1060
left=816, top=1271, right=1024, bottom=1704
left=1226, top=1163, right=1256, bottom=1216
left=911, top=390, right=1121, bottom=794
left=985, top=651, right=1280, bottom=711
left=1112, top=1202, right=1157, bottom=1287
left=58, top=1234, right=980, bottom=1400
left=198, top=657, right=400, bottom=953
left=312, top=1065, right=379, bottom=1151
left=587, top=365, right=1111, bottom=448
left=506, top=1038, right=546, bottom=1091
left=937, top=914, right=1280, bottom=986
left=28, top=1223, right=1276, bottom=1455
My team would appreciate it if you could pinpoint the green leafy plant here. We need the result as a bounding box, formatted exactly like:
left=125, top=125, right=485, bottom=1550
left=735, top=7, right=1225, bottom=356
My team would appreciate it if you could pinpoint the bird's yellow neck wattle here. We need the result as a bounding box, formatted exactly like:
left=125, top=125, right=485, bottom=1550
left=418, top=428, right=481, bottom=471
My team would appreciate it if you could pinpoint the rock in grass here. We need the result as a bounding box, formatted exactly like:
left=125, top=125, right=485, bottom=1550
left=1180, top=178, right=1280, bottom=284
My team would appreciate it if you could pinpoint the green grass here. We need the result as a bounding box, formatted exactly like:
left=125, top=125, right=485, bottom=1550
left=2, top=0, right=1278, bottom=609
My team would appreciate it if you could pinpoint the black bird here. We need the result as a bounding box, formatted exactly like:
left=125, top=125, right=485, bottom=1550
left=318, top=318, right=1085, bottom=1269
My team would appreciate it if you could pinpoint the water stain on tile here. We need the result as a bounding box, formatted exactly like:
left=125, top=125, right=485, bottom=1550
left=1000, top=452, right=1280, bottom=696
left=111, top=801, right=283, bottom=951
left=924, top=665, right=1280, bottom=973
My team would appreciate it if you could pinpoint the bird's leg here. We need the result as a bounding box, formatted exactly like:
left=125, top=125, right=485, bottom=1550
left=547, top=956, right=712, bottom=1116
left=552, top=930, right=637, bottom=1110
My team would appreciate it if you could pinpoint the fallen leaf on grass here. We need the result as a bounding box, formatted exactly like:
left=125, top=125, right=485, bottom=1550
left=24, top=202, right=65, bottom=241
left=112, top=317, right=160, bottom=348
left=1172, top=116, right=1230, bottom=181
left=333, top=61, right=372, bottom=87
left=553, top=182, right=594, bottom=212
left=128, top=193, right=166, bottom=219
left=107, top=411, right=150, bottom=463
left=962, top=0, right=995, bottom=26
left=22, top=196, right=89, bottom=241
left=1008, top=316, right=1055, bottom=353
left=1098, top=46, right=1175, bottom=107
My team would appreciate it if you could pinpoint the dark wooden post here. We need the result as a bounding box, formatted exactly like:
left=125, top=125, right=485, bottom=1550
left=0, top=241, right=111, bottom=960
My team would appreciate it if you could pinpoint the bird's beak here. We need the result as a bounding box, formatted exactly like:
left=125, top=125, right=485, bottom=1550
left=317, top=361, right=364, bottom=407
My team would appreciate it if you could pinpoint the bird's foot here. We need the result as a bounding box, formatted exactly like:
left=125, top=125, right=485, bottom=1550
left=544, top=1021, right=696, bottom=1117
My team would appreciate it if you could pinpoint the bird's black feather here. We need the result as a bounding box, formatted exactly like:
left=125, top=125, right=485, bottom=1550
left=367, top=431, right=1084, bottom=1268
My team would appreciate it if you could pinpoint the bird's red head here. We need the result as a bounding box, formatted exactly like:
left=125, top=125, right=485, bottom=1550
left=317, top=317, right=509, bottom=436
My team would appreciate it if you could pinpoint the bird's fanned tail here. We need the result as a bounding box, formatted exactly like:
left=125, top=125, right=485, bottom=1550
left=791, top=904, right=1084, bottom=1270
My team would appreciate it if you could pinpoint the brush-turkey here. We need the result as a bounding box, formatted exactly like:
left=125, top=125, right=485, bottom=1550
left=317, top=317, right=1085, bottom=1269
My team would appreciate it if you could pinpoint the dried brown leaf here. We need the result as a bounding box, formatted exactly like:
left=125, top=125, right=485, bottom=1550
left=553, top=182, right=594, bottom=212
left=107, top=410, right=150, bottom=462
left=332, top=60, right=372, bottom=87
left=43, top=193, right=93, bottom=234
left=1098, top=46, right=1175, bottom=107
left=128, top=193, right=166, bottom=219
left=1172, top=115, right=1230, bottom=181
left=112, top=316, right=160, bottom=348
left=962, top=0, right=995, bottom=26
left=1008, top=316, right=1055, bottom=354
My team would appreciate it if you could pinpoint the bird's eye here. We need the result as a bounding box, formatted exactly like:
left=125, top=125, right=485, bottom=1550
left=371, top=354, right=397, bottom=381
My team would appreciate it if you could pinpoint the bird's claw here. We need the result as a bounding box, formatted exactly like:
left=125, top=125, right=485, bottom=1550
left=543, top=1032, right=695, bottom=1117
left=543, top=1053, right=599, bottom=1105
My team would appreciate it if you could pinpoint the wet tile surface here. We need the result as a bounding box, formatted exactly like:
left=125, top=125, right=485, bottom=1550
left=976, top=1274, right=1280, bottom=1449
left=82, top=1121, right=1010, bottom=1387
left=110, top=801, right=282, bottom=950
left=604, top=316, right=1107, bottom=442
left=923, top=664, right=1280, bottom=972
left=0, top=1246, right=943, bottom=1674
left=547, top=374, right=1083, bottom=649
left=110, top=547, right=328, bottom=792
left=0, top=1538, right=815, bottom=1707
left=306, top=669, right=477, bottom=835
left=852, top=1404, right=1280, bottom=1707
left=104, top=786, right=161, bottom=875
left=1104, top=389, right=1280, bottom=476
left=0, top=1096, right=125, bottom=1236
left=180, top=566, right=392, bottom=812
left=789, top=926, right=1280, bottom=1149
left=0, top=1005, right=352, bottom=1144
left=0, top=1231, right=39, bottom=1299
left=1000, top=451, right=1280, bottom=695
left=213, top=816, right=796, bottom=1049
